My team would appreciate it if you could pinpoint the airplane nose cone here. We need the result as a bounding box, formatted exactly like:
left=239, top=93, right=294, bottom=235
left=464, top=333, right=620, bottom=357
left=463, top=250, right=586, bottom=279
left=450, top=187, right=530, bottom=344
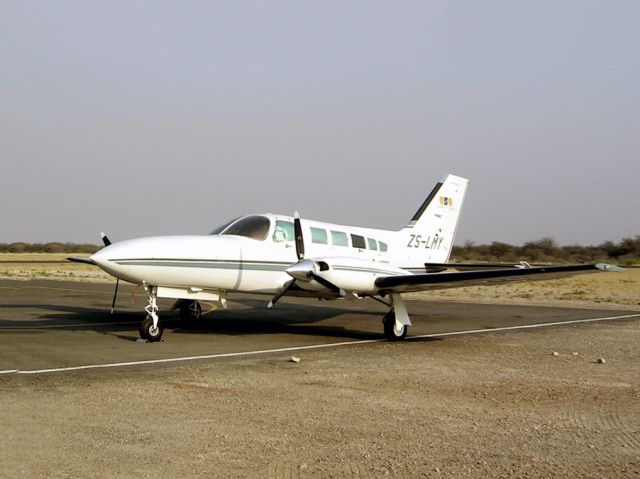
left=89, top=240, right=149, bottom=282
left=90, top=245, right=118, bottom=274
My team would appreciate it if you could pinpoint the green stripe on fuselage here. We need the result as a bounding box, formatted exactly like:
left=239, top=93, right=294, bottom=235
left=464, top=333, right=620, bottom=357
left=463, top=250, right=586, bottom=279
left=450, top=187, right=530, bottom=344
left=113, top=259, right=288, bottom=272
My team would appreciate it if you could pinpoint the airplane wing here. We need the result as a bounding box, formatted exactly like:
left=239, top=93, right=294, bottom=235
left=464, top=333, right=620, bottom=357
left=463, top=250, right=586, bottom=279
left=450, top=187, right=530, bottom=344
left=375, top=263, right=622, bottom=294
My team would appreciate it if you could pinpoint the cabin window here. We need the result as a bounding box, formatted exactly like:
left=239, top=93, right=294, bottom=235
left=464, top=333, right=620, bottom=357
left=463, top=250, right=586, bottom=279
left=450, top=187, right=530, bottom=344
left=221, top=215, right=271, bottom=241
left=351, top=234, right=366, bottom=249
left=367, top=238, right=378, bottom=250
left=379, top=241, right=388, bottom=252
left=331, top=230, right=348, bottom=247
left=311, top=227, right=328, bottom=244
left=273, top=220, right=295, bottom=243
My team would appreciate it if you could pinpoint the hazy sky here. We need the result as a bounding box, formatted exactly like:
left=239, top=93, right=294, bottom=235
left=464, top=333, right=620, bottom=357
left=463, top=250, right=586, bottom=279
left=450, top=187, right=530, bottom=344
left=1, top=1, right=638, bottom=245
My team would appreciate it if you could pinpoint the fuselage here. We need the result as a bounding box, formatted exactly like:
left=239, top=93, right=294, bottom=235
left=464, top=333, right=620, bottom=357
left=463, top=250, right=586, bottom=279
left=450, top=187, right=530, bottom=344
left=91, top=213, right=415, bottom=296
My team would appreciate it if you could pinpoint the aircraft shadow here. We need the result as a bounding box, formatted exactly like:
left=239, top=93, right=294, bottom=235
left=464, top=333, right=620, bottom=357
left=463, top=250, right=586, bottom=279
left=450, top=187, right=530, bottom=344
left=0, top=299, right=388, bottom=341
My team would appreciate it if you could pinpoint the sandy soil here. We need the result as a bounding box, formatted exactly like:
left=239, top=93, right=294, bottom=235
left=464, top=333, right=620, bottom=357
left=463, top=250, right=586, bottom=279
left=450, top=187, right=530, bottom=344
left=1, top=255, right=639, bottom=478
left=0, top=253, right=112, bottom=283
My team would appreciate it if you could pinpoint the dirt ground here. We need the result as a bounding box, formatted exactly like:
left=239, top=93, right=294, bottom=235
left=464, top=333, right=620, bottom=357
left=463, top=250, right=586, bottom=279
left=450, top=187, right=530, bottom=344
left=1, top=320, right=639, bottom=478
left=1, top=255, right=639, bottom=478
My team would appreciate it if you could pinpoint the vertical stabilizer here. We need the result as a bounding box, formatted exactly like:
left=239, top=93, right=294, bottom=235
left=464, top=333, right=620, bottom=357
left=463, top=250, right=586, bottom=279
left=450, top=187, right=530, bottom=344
left=397, top=174, right=468, bottom=266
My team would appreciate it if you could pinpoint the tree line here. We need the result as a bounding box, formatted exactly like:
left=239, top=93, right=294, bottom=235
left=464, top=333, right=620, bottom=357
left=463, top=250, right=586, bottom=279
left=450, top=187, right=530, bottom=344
left=0, top=243, right=99, bottom=254
left=1, top=235, right=638, bottom=264
left=452, top=236, right=640, bottom=265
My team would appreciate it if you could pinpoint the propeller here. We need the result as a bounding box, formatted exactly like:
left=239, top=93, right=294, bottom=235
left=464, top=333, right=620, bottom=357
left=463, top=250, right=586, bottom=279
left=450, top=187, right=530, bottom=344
left=267, top=279, right=295, bottom=309
left=307, top=272, right=344, bottom=296
left=100, top=231, right=118, bottom=314
left=110, top=278, right=120, bottom=315
left=293, top=211, right=304, bottom=260
left=268, top=213, right=344, bottom=308
left=101, top=232, right=112, bottom=246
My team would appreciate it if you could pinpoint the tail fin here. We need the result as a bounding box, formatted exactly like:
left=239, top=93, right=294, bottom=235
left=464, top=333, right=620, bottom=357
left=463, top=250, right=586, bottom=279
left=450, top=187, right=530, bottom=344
left=398, top=174, right=468, bottom=265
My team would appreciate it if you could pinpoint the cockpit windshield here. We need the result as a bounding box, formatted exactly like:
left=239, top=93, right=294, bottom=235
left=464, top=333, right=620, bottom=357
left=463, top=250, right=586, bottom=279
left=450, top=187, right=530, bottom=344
left=218, top=215, right=271, bottom=241
left=210, top=217, right=240, bottom=235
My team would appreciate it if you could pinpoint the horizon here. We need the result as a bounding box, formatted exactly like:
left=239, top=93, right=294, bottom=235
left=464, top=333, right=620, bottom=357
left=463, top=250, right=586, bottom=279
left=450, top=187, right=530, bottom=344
left=1, top=235, right=637, bottom=249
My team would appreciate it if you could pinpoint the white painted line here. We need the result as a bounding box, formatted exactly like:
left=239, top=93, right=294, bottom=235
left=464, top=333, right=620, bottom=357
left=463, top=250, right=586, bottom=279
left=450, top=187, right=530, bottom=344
left=409, top=312, right=640, bottom=340
left=7, top=339, right=385, bottom=375
left=1, top=312, right=638, bottom=376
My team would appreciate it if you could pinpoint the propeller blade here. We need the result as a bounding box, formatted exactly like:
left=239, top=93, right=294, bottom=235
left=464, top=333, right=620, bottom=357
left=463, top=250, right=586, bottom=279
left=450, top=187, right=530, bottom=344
left=110, top=278, right=120, bottom=314
left=267, top=279, right=296, bottom=308
left=293, top=212, right=304, bottom=261
left=67, top=257, right=96, bottom=265
left=101, top=232, right=112, bottom=246
left=309, top=272, right=346, bottom=297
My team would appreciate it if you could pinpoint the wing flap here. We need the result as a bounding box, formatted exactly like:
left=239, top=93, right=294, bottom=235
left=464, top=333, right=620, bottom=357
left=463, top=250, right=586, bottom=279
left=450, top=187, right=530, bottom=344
left=424, top=261, right=535, bottom=272
left=375, top=263, right=622, bottom=294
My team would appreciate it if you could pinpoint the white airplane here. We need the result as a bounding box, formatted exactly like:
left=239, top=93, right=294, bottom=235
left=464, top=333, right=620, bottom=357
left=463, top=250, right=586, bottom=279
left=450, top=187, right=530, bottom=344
left=70, top=174, right=619, bottom=342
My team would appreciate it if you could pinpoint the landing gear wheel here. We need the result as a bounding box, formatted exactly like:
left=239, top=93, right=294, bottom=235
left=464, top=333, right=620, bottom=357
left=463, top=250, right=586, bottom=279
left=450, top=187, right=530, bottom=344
left=179, top=300, right=202, bottom=321
left=383, top=312, right=407, bottom=341
left=140, top=316, right=163, bottom=342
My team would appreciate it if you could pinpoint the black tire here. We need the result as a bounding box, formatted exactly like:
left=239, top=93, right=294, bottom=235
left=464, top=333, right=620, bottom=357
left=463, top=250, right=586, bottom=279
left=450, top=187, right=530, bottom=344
left=383, top=312, right=407, bottom=341
left=139, top=316, right=163, bottom=342
left=179, top=300, right=202, bottom=321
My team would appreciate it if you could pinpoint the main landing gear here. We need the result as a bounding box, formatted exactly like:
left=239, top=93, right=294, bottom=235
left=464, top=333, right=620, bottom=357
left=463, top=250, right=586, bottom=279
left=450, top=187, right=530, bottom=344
left=139, top=284, right=163, bottom=342
left=382, top=293, right=412, bottom=341
left=178, top=300, right=202, bottom=321
left=383, top=312, right=407, bottom=341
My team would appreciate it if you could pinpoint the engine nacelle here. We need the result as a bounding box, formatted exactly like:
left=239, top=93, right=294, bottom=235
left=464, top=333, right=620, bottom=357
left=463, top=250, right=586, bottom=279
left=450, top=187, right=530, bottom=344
left=303, top=256, right=408, bottom=295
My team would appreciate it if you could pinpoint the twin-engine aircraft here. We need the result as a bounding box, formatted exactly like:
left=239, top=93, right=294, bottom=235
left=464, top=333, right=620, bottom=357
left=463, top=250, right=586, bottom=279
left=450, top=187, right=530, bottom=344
left=70, top=174, right=618, bottom=342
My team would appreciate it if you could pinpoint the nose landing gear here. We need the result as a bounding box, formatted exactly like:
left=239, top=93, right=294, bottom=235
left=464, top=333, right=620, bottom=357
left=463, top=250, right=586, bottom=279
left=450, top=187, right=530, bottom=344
left=139, top=284, right=163, bottom=342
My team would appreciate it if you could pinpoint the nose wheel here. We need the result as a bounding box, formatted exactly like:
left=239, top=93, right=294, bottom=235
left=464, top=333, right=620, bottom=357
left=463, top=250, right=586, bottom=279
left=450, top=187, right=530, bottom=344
left=140, top=316, right=163, bottom=341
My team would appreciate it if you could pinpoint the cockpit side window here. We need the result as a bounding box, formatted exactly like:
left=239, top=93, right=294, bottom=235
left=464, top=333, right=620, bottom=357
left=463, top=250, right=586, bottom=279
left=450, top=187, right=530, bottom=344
left=221, top=215, right=271, bottom=240
left=273, top=220, right=295, bottom=243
